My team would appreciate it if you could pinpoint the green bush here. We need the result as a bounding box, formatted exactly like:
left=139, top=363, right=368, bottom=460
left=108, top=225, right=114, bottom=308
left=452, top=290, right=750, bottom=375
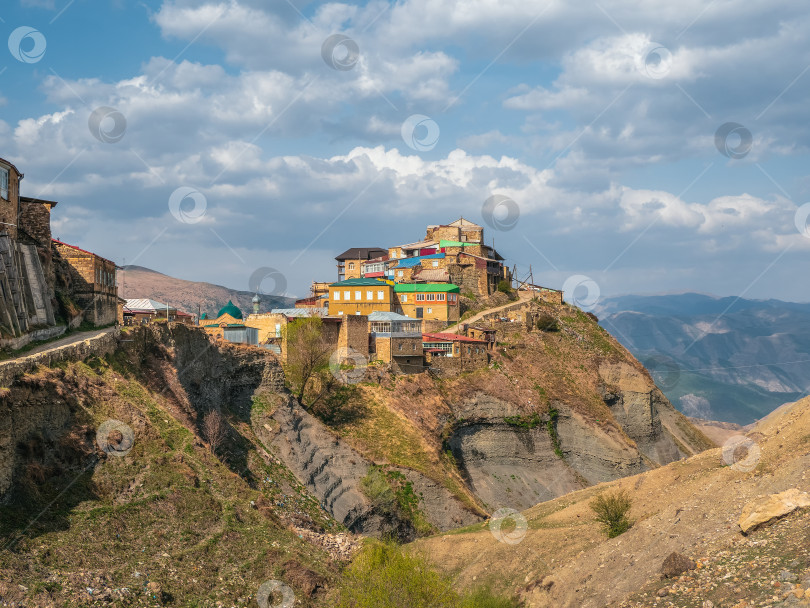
left=335, top=542, right=520, bottom=608
left=535, top=313, right=559, bottom=332
left=497, top=280, right=512, bottom=293
left=590, top=489, right=633, bottom=538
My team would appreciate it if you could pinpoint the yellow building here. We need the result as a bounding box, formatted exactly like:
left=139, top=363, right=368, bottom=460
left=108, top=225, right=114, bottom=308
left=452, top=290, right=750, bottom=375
left=328, top=278, right=395, bottom=316
left=394, top=283, right=460, bottom=322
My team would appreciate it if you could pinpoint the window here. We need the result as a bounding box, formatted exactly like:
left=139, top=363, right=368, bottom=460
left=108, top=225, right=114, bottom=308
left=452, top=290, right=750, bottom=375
left=367, top=291, right=373, bottom=300
left=377, top=291, right=384, bottom=300
left=334, top=291, right=340, bottom=300
left=391, top=251, right=397, bottom=259
left=437, top=293, right=445, bottom=301
left=432, top=261, right=439, bottom=267
left=348, top=262, right=355, bottom=270
left=427, top=307, right=432, bottom=314
left=427, top=293, right=435, bottom=301
left=0, top=168, right=7, bottom=200
left=355, top=290, right=361, bottom=300
left=397, top=270, right=403, bottom=277
left=344, top=290, right=350, bottom=300
left=401, top=294, right=407, bottom=302
left=416, top=294, right=425, bottom=301
left=398, top=342, right=403, bottom=350
left=275, top=323, right=281, bottom=337
left=338, top=311, right=344, bottom=315
left=412, top=343, right=416, bottom=351
left=356, top=311, right=361, bottom=315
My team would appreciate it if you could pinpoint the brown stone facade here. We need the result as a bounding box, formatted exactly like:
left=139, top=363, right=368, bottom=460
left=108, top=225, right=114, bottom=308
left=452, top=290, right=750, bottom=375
left=337, top=314, right=369, bottom=360
left=18, top=197, right=55, bottom=247
left=53, top=240, right=117, bottom=325
left=0, top=159, right=21, bottom=240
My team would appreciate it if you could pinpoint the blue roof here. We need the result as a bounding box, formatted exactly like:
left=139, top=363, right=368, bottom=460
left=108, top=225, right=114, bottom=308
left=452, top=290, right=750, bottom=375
left=392, top=253, right=445, bottom=268
left=270, top=308, right=328, bottom=317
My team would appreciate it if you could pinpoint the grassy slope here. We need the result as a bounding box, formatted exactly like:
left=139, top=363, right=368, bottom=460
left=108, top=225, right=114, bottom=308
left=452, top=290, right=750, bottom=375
left=314, top=300, right=712, bottom=526
left=0, top=353, right=339, bottom=607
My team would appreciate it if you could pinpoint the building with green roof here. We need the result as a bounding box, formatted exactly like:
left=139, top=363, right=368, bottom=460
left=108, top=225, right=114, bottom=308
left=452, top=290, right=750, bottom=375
left=216, top=300, right=243, bottom=320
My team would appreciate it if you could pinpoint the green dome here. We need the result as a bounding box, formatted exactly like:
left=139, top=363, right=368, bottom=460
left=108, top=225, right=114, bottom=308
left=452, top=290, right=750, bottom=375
left=200, top=313, right=208, bottom=320
left=217, top=300, right=243, bottom=320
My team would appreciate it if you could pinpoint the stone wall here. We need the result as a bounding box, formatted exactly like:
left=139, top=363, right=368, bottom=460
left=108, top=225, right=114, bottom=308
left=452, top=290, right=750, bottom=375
left=0, top=328, right=120, bottom=387
left=338, top=314, right=369, bottom=359
left=18, top=200, right=52, bottom=247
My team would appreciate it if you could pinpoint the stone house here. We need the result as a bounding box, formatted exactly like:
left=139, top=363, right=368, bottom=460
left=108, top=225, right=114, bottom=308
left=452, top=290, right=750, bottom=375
left=52, top=239, right=117, bottom=326
left=422, top=331, right=490, bottom=371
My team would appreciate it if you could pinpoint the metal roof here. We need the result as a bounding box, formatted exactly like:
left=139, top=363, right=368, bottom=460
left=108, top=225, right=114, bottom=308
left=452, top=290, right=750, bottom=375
left=391, top=253, right=445, bottom=268
left=269, top=308, right=328, bottom=317
left=368, top=311, right=419, bottom=322
left=330, top=278, right=393, bottom=287
left=423, top=332, right=488, bottom=343
left=335, top=247, right=387, bottom=261
left=125, top=298, right=174, bottom=312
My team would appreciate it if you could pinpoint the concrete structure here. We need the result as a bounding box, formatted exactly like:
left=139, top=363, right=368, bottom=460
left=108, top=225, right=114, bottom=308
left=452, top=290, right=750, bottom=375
left=394, top=283, right=460, bottom=323
left=328, top=278, right=395, bottom=317
left=52, top=240, right=117, bottom=326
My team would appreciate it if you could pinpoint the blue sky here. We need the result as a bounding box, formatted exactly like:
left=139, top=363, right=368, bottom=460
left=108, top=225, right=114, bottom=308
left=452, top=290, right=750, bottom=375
left=2, top=0, right=810, bottom=304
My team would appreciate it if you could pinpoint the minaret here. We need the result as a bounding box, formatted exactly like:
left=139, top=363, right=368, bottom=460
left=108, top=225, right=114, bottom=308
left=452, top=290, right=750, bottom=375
left=252, top=293, right=261, bottom=314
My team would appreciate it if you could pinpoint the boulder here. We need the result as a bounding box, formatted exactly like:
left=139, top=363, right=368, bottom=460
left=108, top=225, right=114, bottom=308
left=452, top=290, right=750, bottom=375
left=661, top=552, right=696, bottom=578
left=739, top=489, right=810, bottom=534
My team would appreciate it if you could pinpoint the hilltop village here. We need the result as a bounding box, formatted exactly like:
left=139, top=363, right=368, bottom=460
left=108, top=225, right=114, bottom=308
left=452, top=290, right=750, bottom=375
left=184, top=218, right=563, bottom=373
left=1, top=156, right=564, bottom=373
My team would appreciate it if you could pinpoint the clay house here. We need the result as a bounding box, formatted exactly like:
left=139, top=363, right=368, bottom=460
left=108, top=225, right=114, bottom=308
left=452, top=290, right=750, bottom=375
left=422, top=332, right=490, bottom=370
left=327, top=278, right=395, bottom=317
left=393, top=283, right=460, bottom=325
left=53, top=240, right=118, bottom=326
left=465, top=325, right=497, bottom=350
left=368, top=311, right=423, bottom=373
left=388, top=253, right=445, bottom=282
left=296, top=281, right=331, bottom=309
left=335, top=247, right=387, bottom=282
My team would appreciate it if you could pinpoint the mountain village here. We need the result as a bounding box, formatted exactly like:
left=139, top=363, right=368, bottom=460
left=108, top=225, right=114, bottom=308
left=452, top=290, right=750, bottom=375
left=0, top=156, right=565, bottom=373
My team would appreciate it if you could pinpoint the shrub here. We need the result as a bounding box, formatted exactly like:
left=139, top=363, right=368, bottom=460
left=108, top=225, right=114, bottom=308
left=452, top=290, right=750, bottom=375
left=335, top=542, right=520, bottom=608
left=535, top=313, right=559, bottom=332
left=585, top=311, right=599, bottom=322
left=497, top=280, right=512, bottom=294
left=590, top=489, right=633, bottom=538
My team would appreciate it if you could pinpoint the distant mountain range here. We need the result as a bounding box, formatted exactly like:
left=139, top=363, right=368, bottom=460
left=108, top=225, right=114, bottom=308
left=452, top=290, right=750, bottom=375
left=595, top=293, right=810, bottom=425
left=118, top=266, right=295, bottom=319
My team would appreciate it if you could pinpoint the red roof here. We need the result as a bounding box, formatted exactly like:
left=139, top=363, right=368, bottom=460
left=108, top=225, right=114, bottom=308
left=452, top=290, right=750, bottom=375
left=422, top=332, right=488, bottom=343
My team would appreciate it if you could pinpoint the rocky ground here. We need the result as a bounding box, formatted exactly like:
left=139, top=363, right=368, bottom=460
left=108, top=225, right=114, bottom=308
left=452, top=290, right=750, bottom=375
left=621, top=508, right=810, bottom=608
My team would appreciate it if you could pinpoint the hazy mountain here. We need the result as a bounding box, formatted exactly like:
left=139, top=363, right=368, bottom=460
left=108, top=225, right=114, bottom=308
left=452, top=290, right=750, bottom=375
left=118, top=265, right=295, bottom=318
left=595, top=293, right=810, bottom=425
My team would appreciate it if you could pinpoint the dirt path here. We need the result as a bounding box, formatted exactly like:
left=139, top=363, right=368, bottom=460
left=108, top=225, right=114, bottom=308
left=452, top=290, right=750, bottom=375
left=444, top=290, right=534, bottom=333
left=21, top=326, right=117, bottom=358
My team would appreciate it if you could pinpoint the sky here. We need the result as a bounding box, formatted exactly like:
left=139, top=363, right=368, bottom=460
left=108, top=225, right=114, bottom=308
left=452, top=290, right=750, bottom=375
left=2, top=0, right=810, bottom=305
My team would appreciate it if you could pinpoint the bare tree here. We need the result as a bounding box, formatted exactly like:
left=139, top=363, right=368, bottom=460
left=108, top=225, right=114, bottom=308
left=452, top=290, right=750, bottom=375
left=202, top=410, right=228, bottom=454
left=283, top=316, right=333, bottom=403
